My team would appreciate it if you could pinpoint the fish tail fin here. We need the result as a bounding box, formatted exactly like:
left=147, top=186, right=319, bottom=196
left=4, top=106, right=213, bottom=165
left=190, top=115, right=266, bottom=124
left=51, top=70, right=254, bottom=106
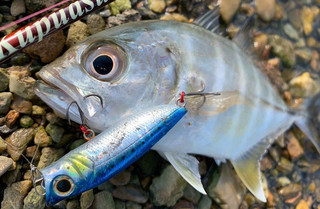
left=294, top=91, right=320, bottom=154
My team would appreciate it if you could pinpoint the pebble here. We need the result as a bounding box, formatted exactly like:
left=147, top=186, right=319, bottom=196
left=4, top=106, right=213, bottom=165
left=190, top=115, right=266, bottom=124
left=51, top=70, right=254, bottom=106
left=5, top=128, right=34, bottom=161
left=112, top=184, right=149, bottom=204
left=283, top=23, right=299, bottom=40
left=9, top=70, right=35, bottom=100
left=0, top=68, right=9, bottom=92
left=0, top=92, right=12, bottom=114
left=301, top=6, right=316, bottom=36
left=98, top=181, right=113, bottom=191
left=150, top=165, right=187, bottom=206
left=137, top=6, right=157, bottom=19
left=24, top=30, right=66, bottom=63
left=66, top=21, right=90, bottom=48
left=37, top=147, right=65, bottom=169
left=110, top=0, right=132, bottom=15
left=198, top=195, right=212, bottom=209
left=2, top=163, right=21, bottom=185
left=25, top=145, right=41, bottom=161
left=0, top=136, right=7, bottom=153
left=126, top=201, right=142, bottom=209
left=80, top=189, right=94, bottom=209
left=66, top=200, right=81, bottom=209
left=45, top=123, right=64, bottom=143
left=288, top=9, right=302, bottom=29
left=253, top=33, right=268, bottom=57
left=311, top=50, right=319, bottom=71
left=107, top=9, right=141, bottom=28
left=220, top=0, right=240, bottom=23
left=276, top=157, right=294, bottom=174
left=91, top=191, right=115, bottom=209
left=55, top=134, right=74, bottom=148
left=286, top=132, right=304, bottom=161
left=87, top=14, right=106, bottom=35
left=19, top=115, right=34, bottom=128
left=289, top=72, right=319, bottom=98
left=10, top=53, right=31, bottom=66
left=183, top=184, right=201, bottom=204
left=278, top=176, right=291, bottom=187
left=268, top=35, right=296, bottom=68
left=296, top=200, right=309, bottom=209
left=135, top=151, right=161, bottom=176
left=1, top=180, right=32, bottom=209
left=110, top=167, right=132, bottom=185
left=70, top=139, right=87, bottom=150
left=278, top=183, right=302, bottom=199
left=160, top=13, right=188, bottom=22
left=148, top=0, right=166, bottom=14
left=10, top=94, right=32, bottom=114
left=10, top=0, right=25, bottom=16
left=255, top=0, right=276, bottom=22
left=5, top=109, right=19, bottom=128
left=0, top=156, right=13, bottom=177
left=295, top=48, right=313, bottom=64
left=226, top=24, right=239, bottom=39
left=34, top=125, right=52, bottom=147
left=114, top=200, right=126, bottom=209
left=32, top=105, right=46, bottom=116
left=23, top=186, right=46, bottom=209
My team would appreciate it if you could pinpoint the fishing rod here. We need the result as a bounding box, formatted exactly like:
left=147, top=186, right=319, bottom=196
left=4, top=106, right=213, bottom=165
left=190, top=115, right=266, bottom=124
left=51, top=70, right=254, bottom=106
left=0, top=0, right=116, bottom=64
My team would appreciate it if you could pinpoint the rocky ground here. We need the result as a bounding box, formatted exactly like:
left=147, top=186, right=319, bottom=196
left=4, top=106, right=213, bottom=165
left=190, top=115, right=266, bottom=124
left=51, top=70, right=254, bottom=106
left=0, top=0, right=320, bottom=208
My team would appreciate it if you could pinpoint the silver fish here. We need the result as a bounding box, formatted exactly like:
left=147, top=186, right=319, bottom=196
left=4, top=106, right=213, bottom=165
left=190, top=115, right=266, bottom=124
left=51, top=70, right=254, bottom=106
left=34, top=11, right=320, bottom=201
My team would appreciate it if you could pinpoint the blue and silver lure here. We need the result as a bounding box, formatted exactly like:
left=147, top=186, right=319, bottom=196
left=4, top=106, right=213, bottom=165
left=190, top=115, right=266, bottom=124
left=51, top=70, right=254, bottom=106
left=39, top=104, right=187, bottom=205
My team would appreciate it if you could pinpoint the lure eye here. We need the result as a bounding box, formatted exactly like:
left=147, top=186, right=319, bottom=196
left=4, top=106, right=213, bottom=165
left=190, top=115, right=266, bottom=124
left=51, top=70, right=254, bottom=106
left=84, top=44, right=126, bottom=82
left=53, top=176, right=74, bottom=196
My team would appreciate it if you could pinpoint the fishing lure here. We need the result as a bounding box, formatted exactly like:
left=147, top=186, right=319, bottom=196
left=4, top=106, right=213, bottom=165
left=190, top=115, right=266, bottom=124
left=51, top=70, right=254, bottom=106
left=36, top=104, right=187, bottom=205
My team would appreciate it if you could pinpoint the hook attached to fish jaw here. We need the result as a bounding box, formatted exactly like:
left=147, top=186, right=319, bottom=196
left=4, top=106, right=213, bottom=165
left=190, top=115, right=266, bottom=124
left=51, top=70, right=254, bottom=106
left=66, top=94, right=103, bottom=140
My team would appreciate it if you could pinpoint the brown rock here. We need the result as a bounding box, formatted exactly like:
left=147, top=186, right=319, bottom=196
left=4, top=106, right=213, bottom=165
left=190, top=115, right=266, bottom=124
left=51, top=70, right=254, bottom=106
left=24, top=30, right=65, bottom=63
left=173, top=200, right=194, bottom=209
left=5, top=110, right=20, bottom=128
left=286, top=132, right=304, bottom=161
left=255, top=0, right=276, bottom=22
left=160, top=13, right=188, bottom=22
left=1, top=180, right=32, bottom=209
left=10, top=94, right=32, bottom=114
left=296, top=200, right=309, bottom=209
left=25, top=145, right=41, bottom=161
left=220, top=0, right=240, bottom=23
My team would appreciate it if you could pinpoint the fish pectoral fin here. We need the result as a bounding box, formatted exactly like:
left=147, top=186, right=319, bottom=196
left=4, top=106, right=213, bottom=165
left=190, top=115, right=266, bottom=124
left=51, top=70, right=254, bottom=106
left=187, top=90, right=253, bottom=115
left=164, top=152, right=207, bottom=194
left=194, top=6, right=220, bottom=34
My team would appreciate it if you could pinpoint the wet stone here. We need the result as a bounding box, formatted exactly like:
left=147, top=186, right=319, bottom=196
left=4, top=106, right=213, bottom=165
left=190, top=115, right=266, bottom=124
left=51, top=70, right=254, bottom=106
left=55, top=134, right=74, bottom=148
left=296, top=200, right=308, bottom=209
left=45, top=123, right=64, bottom=143
left=198, top=195, right=212, bottom=209
left=135, top=150, right=161, bottom=176
left=1, top=180, right=32, bottom=209
left=10, top=53, right=30, bottom=66
left=137, top=6, right=157, bottom=19
left=5, top=110, right=19, bottom=128
left=0, top=124, right=17, bottom=134
left=66, top=21, right=90, bottom=48
left=301, top=6, right=316, bottom=36
left=126, top=201, right=142, bottom=209
left=295, top=48, right=313, bottom=64
left=66, top=199, right=81, bottom=209
left=110, top=0, right=132, bottom=15
left=114, top=200, right=126, bottom=209
left=2, top=164, right=21, bottom=185
left=0, top=92, right=12, bottom=114
left=276, top=157, right=294, bottom=174
left=283, top=23, right=299, bottom=40
left=278, top=176, right=291, bottom=187
left=289, top=72, right=319, bottom=98
left=46, top=112, right=59, bottom=124
left=80, top=189, right=94, bottom=209
left=0, top=68, right=9, bottom=92
left=183, top=184, right=201, bottom=204
left=24, top=30, right=65, bottom=63
left=34, top=125, right=52, bottom=147
left=5, top=128, right=34, bottom=161
left=87, top=14, right=106, bottom=35
left=278, top=183, right=302, bottom=199
left=19, top=115, right=34, bottom=128
left=53, top=199, right=67, bottom=209
left=98, top=181, right=113, bottom=191
left=37, top=147, right=65, bottom=169
left=286, top=132, right=304, bottom=161
left=70, top=139, right=87, bottom=150
left=268, top=35, right=296, bottom=68
left=25, top=145, right=41, bottom=161
left=23, top=186, right=45, bottom=209
left=288, top=8, right=302, bottom=29
left=32, top=105, right=46, bottom=116
left=220, top=0, right=240, bottom=23
left=112, top=184, right=148, bottom=204
left=9, top=70, right=35, bottom=100
left=0, top=156, right=13, bottom=177
left=148, top=0, right=166, bottom=14
left=107, top=9, right=141, bottom=28
left=110, top=167, right=132, bottom=186
left=160, top=13, right=188, bottom=22
left=10, top=94, right=32, bottom=114
left=0, top=136, right=7, bottom=153
left=91, top=191, right=115, bottom=209
left=255, top=0, right=276, bottom=22
left=150, top=165, right=187, bottom=206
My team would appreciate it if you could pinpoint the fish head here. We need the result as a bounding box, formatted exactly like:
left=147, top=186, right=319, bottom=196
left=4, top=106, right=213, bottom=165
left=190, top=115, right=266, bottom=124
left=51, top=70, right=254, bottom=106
left=35, top=21, right=181, bottom=131
left=41, top=153, right=95, bottom=206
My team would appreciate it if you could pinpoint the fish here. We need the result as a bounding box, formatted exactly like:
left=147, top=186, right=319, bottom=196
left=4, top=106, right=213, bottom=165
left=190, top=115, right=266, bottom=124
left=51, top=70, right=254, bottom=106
left=34, top=8, right=320, bottom=202
left=39, top=104, right=187, bottom=205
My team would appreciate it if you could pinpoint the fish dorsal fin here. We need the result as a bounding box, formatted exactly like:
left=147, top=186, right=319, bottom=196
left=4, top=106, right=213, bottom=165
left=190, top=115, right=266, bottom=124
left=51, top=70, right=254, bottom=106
left=232, top=15, right=256, bottom=58
left=164, top=152, right=207, bottom=194
left=194, top=6, right=220, bottom=34
left=230, top=120, right=293, bottom=202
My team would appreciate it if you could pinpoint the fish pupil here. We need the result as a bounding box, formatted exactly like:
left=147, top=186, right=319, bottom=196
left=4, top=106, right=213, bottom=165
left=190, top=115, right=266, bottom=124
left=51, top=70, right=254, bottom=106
left=93, top=55, right=113, bottom=75
left=56, top=179, right=71, bottom=193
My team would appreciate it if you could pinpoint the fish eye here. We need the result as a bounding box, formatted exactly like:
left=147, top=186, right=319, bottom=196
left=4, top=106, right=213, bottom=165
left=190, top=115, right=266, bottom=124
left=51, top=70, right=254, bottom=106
left=84, top=43, right=126, bottom=82
left=53, top=176, right=74, bottom=196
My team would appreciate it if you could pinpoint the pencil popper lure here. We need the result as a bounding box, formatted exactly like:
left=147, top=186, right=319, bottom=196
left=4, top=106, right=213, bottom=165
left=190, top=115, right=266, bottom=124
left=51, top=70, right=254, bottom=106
left=35, top=103, right=187, bottom=205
